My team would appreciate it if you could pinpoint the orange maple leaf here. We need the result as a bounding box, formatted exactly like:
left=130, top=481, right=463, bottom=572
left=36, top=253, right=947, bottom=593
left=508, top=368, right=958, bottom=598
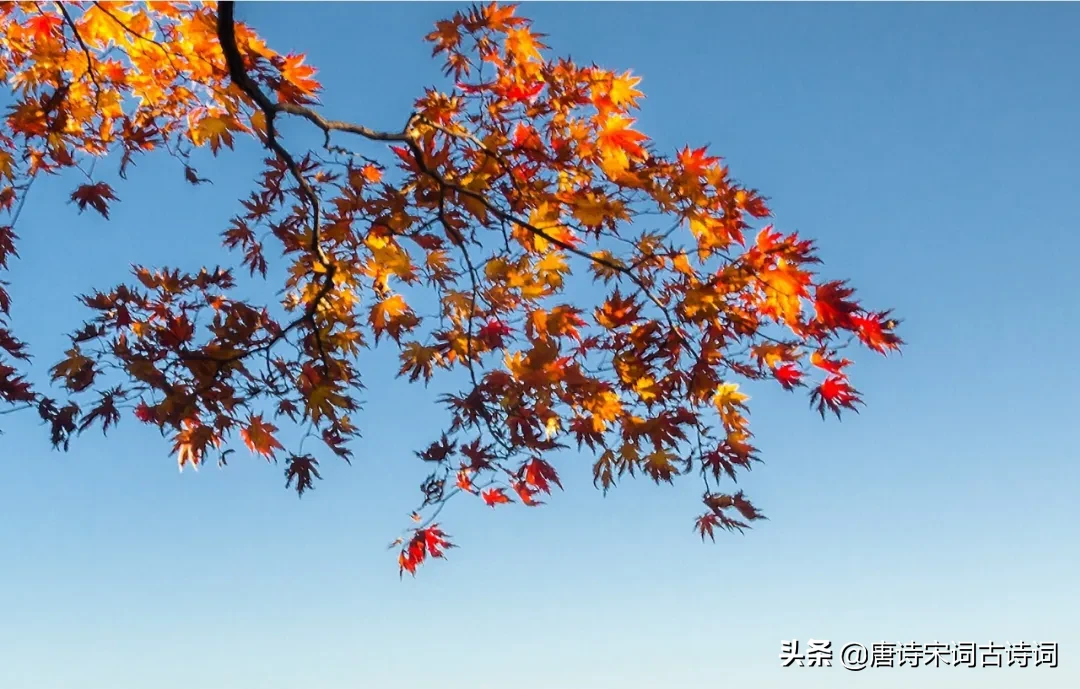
left=677, top=146, right=720, bottom=177
left=241, top=414, right=284, bottom=459
left=276, top=53, right=321, bottom=104
left=597, top=114, right=649, bottom=159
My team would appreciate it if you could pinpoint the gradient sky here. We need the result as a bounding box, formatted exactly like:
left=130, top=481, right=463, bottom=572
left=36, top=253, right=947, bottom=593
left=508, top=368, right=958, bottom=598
left=2, top=2, right=1078, bottom=688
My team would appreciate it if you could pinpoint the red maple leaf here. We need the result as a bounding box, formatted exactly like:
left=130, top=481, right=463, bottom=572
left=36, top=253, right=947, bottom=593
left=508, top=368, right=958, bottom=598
left=852, top=311, right=903, bottom=353
left=810, top=376, right=862, bottom=419
left=70, top=182, right=119, bottom=219
left=399, top=525, right=454, bottom=576
left=477, top=318, right=513, bottom=349
left=773, top=362, right=804, bottom=390
left=481, top=487, right=511, bottom=507
left=25, top=14, right=62, bottom=41
left=814, top=281, right=860, bottom=330
left=521, top=457, right=562, bottom=494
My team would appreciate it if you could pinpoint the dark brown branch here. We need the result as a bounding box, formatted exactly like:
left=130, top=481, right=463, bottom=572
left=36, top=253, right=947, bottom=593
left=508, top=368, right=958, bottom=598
left=216, top=3, right=327, bottom=264
left=277, top=102, right=414, bottom=145
left=58, top=4, right=102, bottom=98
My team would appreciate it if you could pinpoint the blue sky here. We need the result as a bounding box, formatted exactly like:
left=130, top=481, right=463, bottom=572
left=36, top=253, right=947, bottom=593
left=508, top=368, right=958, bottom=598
left=2, top=2, right=1078, bottom=688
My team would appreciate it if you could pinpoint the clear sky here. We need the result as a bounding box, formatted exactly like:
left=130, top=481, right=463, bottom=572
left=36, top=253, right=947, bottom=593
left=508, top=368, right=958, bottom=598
left=2, top=2, right=1078, bottom=688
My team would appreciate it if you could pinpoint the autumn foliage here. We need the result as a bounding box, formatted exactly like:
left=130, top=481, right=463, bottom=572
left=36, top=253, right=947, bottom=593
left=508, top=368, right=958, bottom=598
left=0, top=2, right=901, bottom=574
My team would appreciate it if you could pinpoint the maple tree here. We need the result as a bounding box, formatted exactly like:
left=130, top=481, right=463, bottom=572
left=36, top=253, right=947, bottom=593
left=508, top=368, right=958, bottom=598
left=0, top=1, right=902, bottom=575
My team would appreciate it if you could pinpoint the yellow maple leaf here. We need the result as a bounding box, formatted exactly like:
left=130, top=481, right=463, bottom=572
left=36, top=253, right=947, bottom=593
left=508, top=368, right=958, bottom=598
left=760, top=258, right=811, bottom=324
left=307, top=384, right=349, bottom=423
left=571, top=192, right=625, bottom=228
left=370, top=294, right=419, bottom=342
left=584, top=390, right=623, bottom=427
left=527, top=201, right=562, bottom=230
left=634, top=376, right=659, bottom=402
left=0, top=151, right=14, bottom=181
left=608, top=70, right=644, bottom=108
left=190, top=114, right=240, bottom=155
left=365, top=238, right=416, bottom=283
left=713, top=382, right=751, bottom=431
left=505, top=26, right=546, bottom=62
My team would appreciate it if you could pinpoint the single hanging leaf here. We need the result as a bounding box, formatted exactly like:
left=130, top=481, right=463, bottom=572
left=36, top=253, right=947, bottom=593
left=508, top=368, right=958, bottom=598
left=70, top=183, right=118, bottom=219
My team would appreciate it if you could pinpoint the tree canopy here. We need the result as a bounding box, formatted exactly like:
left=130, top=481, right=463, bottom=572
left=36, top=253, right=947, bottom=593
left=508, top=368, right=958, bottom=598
left=0, top=1, right=901, bottom=574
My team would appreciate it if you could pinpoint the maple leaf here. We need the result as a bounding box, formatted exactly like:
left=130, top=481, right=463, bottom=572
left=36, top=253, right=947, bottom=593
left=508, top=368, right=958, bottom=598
left=643, top=449, right=679, bottom=484
left=461, top=439, right=496, bottom=471
left=38, top=399, right=80, bottom=451
left=481, top=487, right=512, bottom=507
left=70, top=183, right=118, bottom=219
left=477, top=318, right=512, bottom=349
left=184, top=166, right=211, bottom=185
left=25, top=14, right=62, bottom=41
left=416, top=434, right=456, bottom=463
left=701, top=443, right=755, bottom=484
left=814, top=281, right=860, bottom=329
left=190, top=114, right=240, bottom=155
left=0, top=362, right=35, bottom=403
left=173, top=419, right=219, bottom=471
left=852, top=311, right=903, bottom=353
left=133, top=401, right=156, bottom=424
left=426, top=19, right=461, bottom=55
left=398, top=524, right=454, bottom=577
left=276, top=53, right=321, bottom=104
left=595, top=289, right=641, bottom=329
left=78, top=388, right=123, bottom=435
left=597, top=114, right=649, bottom=170
left=810, top=376, right=862, bottom=419
left=285, top=455, right=321, bottom=497
left=398, top=342, right=441, bottom=383
left=241, top=414, right=284, bottom=459
left=606, top=70, right=644, bottom=109
left=760, top=258, right=811, bottom=324
left=512, top=122, right=543, bottom=149
left=712, top=382, right=749, bottom=428
left=696, top=513, right=721, bottom=542
left=159, top=314, right=194, bottom=347
left=512, top=480, right=543, bottom=506
left=0, top=329, right=29, bottom=359
left=810, top=350, right=851, bottom=376
left=677, top=146, right=720, bottom=177
left=456, top=468, right=475, bottom=493
left=521, top=457, right=562, bottom=494
left=305, top=383, right=352, bottom=423
left=696, top=491, right=767, bottom=535
left=0, top=225, right=17, bottom=271
left=370, top=294, right=419, bottom=343
left=49, top=348, right=96, bottom=392
left=773, top=362, right=804, bottom=390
